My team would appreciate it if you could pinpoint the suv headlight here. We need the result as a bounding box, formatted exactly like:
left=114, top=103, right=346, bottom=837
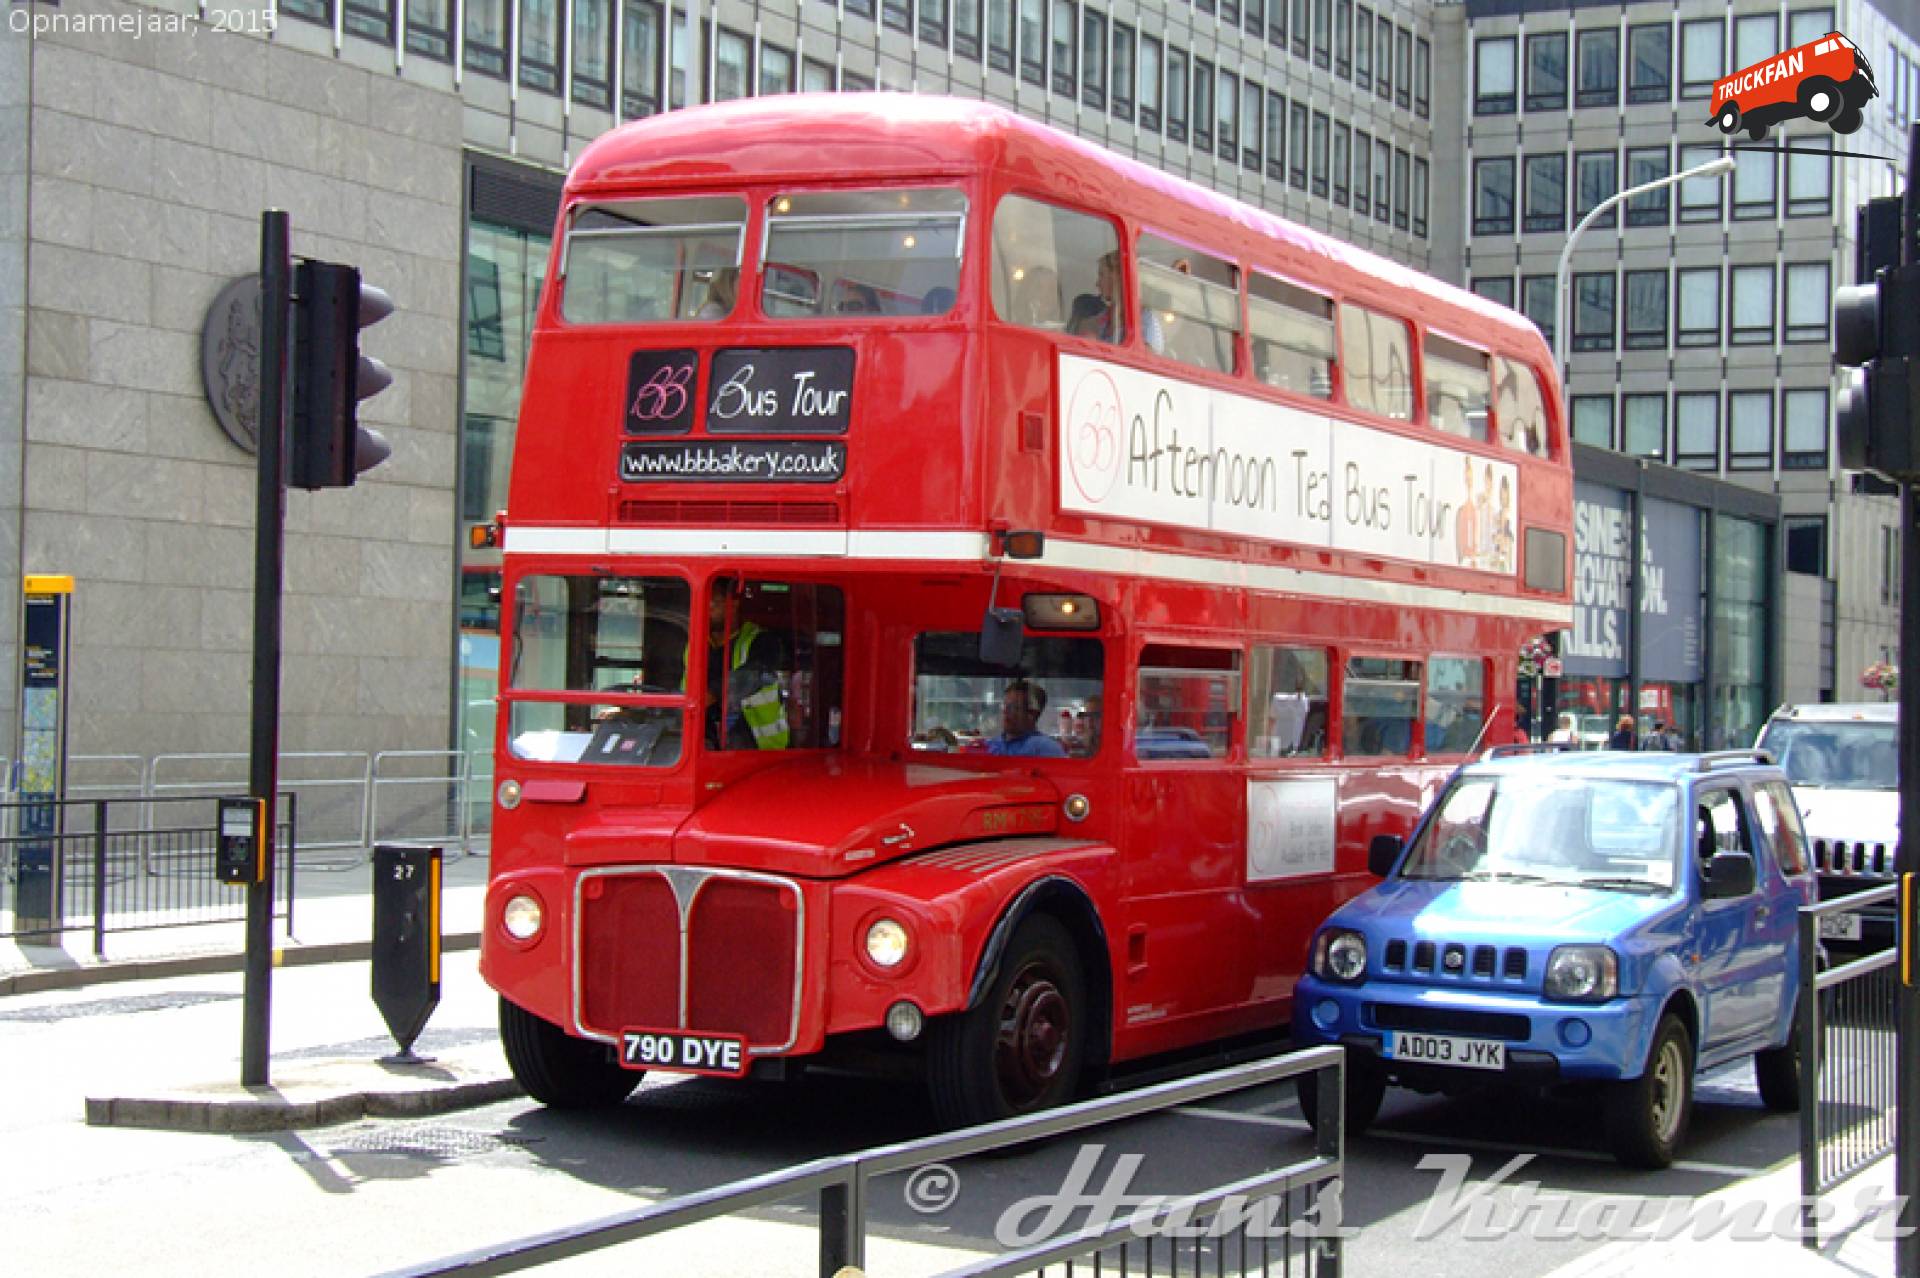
left=1312, top=928, right=1368, bottom=983
left=1543, top=945, right=1619, bottom=1002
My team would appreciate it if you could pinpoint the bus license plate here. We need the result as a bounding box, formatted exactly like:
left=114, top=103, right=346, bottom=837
left=1818, top=913, right=1864, bottom=942
left=620, top=1028, right=749, bottom=1077
left=1384, top=1031, right=1506, bottom=1071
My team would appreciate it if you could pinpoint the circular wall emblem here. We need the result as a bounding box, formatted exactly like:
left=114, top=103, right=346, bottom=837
left=200, top=275, right=263, bottom=455
left=1062, top=368, right=1125, bottom=506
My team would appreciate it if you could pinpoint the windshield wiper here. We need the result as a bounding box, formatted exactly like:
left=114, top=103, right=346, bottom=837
left=1460, top=871, right=1551, bottom=885
left=1577, top=876, right=1665, bottom=894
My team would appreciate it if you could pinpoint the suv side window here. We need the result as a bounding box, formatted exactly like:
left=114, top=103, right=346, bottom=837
left=1752, top=781, right=1810, bottom=875
left=1695, top=787, right=1754, bottom=872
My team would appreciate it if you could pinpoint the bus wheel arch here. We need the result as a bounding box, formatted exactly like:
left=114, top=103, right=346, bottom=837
left=928, top=877, right=1114, bottom=1126
left=1798, top=76, right=1843, bottom=121
left=499, top=996, right=640, bottom=1108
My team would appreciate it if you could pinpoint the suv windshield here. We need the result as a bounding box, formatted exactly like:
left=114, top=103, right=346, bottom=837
left=1402, top=774, right=1680, bottom=891
left=1758, top=720, right=1897, bottom=790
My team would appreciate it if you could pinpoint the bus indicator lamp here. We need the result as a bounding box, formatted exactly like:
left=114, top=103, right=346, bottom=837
left=292, top=259, right=395, bottom=490
left=885, top=1001, right=925, bottom=1042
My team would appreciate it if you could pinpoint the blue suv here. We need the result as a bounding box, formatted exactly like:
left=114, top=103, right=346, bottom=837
left=1293, top=747, right=1817, bottom=1168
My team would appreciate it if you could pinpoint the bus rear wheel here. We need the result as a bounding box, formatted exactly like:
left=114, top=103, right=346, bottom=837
left=1833, top=105, right=1865, bottom=134
left=928, top=915, right=1086, bottom=1128
left=500, top=996, right=641, bottom=1108
left=1798, top=76, right=1843, bottom=121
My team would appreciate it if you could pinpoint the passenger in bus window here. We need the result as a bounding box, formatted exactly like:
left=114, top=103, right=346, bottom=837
left=1067, top=251, right=1127, bottom=344
left=839, top=283, right=881, bottom=315
left=921, top=286, right=957, bottom=315
left=987, top=680, right=1068, bottom=757
left=696, top=268, right=737, bottom=319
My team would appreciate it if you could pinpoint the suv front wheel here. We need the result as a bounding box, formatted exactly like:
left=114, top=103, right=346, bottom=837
left=1606, top=1013, right=1694, bottom=1168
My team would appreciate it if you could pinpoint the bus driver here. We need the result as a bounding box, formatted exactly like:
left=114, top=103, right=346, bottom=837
left=987, top=680, right=1067, bottom=757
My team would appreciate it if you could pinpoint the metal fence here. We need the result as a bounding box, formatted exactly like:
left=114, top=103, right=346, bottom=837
left=381, top=1046, right=1347, bottom=1278
left=1798, top=882, right=1901, bottom=1249
left=0, top=793, right=297, bottom=952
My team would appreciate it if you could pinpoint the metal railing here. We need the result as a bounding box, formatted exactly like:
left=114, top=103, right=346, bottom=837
left=381, top=1046, right=1347, bottom=1278
left=1798, top=883, right=1900, bottom=1249
left=0, top=793, right=297, bottom=952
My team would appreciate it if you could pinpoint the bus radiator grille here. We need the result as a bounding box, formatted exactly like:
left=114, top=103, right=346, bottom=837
left=687, top=878, right=800, bottom=1047
left=579, top=874, right=681, bottom=1037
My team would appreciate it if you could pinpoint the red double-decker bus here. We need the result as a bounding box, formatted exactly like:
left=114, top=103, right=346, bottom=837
left=482, top=95, right=1574, bottom=1124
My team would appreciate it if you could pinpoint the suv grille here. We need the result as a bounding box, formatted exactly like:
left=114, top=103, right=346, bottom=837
left=1814, top=838, right=1893, bottom=878
left=1382, top=936, right=1529, bottom=984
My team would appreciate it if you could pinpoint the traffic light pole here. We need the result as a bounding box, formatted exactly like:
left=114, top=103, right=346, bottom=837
left=1897, top=120, right=1920, bottom=1278
left=242, top=211, right=290, bottom=1088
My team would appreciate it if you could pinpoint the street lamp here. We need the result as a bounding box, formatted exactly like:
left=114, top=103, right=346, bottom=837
left=1554, top=154, right=1738, bottom=371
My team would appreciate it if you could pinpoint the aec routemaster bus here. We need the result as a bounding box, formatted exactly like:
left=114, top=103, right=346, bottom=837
left=482, top=94, right=1574, bottom=1126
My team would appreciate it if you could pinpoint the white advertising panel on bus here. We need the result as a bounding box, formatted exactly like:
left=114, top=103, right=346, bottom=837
left=1057, top=354, right=1518, bottom=575
left=1247, top=777, right=1338, bottom=882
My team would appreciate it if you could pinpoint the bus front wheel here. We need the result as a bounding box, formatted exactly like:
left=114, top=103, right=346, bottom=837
left=928, top=915, right=1086, bottom=1128
left=500, top=996, right=641, bottom=1108
left=1798, top=76, right=1843, bottom=122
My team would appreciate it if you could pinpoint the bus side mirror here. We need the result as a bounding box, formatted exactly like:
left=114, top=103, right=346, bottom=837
left=979, top=608, right=1024, bottom=667
left=1368, top=834, right=1404, bottom=877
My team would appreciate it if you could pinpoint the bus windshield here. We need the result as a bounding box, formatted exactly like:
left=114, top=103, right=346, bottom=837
left=911, top=633, right=1103, bottom=757
left=760, top=188, right=966, bottom=318
left=1401, top=775, right=1680, bottom=891
left=1759, top=720, right=1897, bottom=790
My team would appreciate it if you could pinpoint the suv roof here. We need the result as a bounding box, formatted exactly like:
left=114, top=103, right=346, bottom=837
left=1764, top=702, right=1896, bottom=725
left=1466, top=745, right=1783, bottom=785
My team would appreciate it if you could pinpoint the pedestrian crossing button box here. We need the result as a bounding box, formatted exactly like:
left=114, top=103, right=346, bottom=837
left=216, top=797, right=264, bottom=885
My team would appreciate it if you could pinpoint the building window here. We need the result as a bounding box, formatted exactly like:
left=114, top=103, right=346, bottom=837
left=465, top=0, right=510, bottom=77
left=1355, top=5, right=1371, bottom=89
left=1292, top=0, right=1309, bottom=59
left=1314, top=0, right=1332, bottom=69
left=1526, top=32, right=1568, bottom=111
left=407, top=0, right=453, bottom=59
left=1624, top=146, right=1670, bottom=226
left=1194, top=57, right=1216, bottom=150
left=1415, top=37, right=1429, bottom=117
left=1782, top=388, right=1829, bottom=470
left=1675, top=392, right=1718, bottom=469
left=1675, top=267, right=1721, bottom=348
left=1576, top=28, right=1619, bottom=107
left=1623, top=270, right=1667, bottom=350
left=1351, top=130, right=1369, bottom=213
left=1522, top=154, right=1565, bottom=232
left=1168, top=46, right=1189, bottom=143
left=801, top=57, right=835, bottom=93
left=1788, top=7, right=1835, bottom=48
left=1733, top=13, right=1777, bottom=72
left=883, top=0, right=911, bottom=32
left=1521, top=274, right=1555, bottom=345
left=1786, top=139, right=1832, bottom=217
left=1113, top=23, right=1135, bottom=119
left=955, top=0, right=982, bottom=60
left=1052, top=0, right=1078, bottom=97
left=1212, top=64, right=1234, bottom=160
left=1783, top=515, right=1826, bottom=575
left=1333, top=123, right=1351, bottom=204
left=1292, top=100, right=1311, bottom=190
left=1678, top=18, right=1723, bottom=101
left=920, top=0, right=950, bottom=46
left=1313, top=112, right=1332, bottom=198
left=1246, top=0, right=1264, bottom=40
left=1573, top=272, right=1615, bottom=352
left=345, top=0, right=393, bottom=42
left=1083, top=8, right=1107, bottom=110
left=758, top=41, right=794, bottom=96
left=1243, top=78, right=1263, bottom=171
left=1334, top=0, right=1351, bottom=78
left=1412, top=157, right=1428, bottom=237
left=989, top=0, right=1015, bottom=74
left=1473, top=276, right=1515, bottom=308
left=1269, top=92, right=1289, bottom=182
left=1393, top=147, right=1410, bottom=230
left=1882, top=525, right=1901, bottom=606
left=1728, top=265, right=1774, bottom=345
left=1474, top=157, right=1515, bottom=234
left=621, top=0, right=663, bottom=116
left=1732, top=150, right=1776, bottom=220
left=1140, top=34, right=1162, bottom=131
left=1395, top=27, right=1411, bottom=109
left=1623, top=394, right=1665, bottom=458
left=1677, top=145, right=1725, bottom=222
left=708, top=24, right=750, bottom=100
left=1575, top=150, right=1618, bottom=228
left=1571, top=395, right=1613, bottom=448
left=1784, top=263, right=1831, bottom=344
left=1727, top=389, right=1772, bottom=469
left=1019, top=0, right=1045, bottom=87
left=1372, top=135, right=1389, bottom=218
left=1476, top=36, right=1516, bottom=114
left=1627, top=23, right=1670, bottom=103
left=1376, top=12, right=1392, bottom=99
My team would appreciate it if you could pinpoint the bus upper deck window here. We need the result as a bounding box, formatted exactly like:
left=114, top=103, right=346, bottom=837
left=761, top=188, right=966, bottom=319
left=989, top=195, right=1122, bottom=338
left=560, top=196, right=747, bottom=324
left=1136, top=235, right=1240, bottom=373
left=1337, top=303, right=1414, bottom=421
left=1424, top=333, right=1491, bottom=442
left=1248, top=273, right=1336, bottom=398
left=1493, top=354, right=1552, bottom=458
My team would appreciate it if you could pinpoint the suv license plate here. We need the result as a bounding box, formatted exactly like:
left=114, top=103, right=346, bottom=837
left=620, top=1028, right=749, bottom=1077
left=1818, top=913, right=1864, bottom=942
left=1384, top=1031, right=1506, bottom=1070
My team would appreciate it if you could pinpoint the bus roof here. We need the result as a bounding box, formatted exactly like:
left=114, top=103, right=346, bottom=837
left=568, top=93, right=1541, bottom=353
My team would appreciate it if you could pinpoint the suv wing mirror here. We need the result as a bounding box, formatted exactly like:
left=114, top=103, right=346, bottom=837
left=1368, top=834, right=1405, bottom=877
left=1704, top=851, right=1756, bottom=899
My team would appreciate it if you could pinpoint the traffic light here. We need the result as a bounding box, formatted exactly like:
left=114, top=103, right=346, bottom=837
left=291, top=259, right=395, bottom=490
left=1834, top=262, right=1920, bottom=484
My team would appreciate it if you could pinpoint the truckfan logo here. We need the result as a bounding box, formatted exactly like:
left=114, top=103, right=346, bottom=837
left=1709, top=31, right=1877, bottom=141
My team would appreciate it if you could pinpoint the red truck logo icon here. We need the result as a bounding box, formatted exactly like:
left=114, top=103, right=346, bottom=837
left=1710, top=31, right=1877, bottom=140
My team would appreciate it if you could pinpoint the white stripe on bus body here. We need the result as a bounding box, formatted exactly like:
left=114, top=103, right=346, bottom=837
left=501, top=526, right=1573, bottom=626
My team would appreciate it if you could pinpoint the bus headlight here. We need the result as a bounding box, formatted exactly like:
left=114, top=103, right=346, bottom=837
left=864, top=918, right=911, bottom=968
left=502, top=893, right=544, bottom=941
left=1544, top=946, right=1619, bottom=1002
left=1312, top=929, right=1368, bottom=983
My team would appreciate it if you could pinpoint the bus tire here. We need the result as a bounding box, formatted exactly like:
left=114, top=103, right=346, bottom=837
left=500, top=996, right=641, bottom=1108
left=927, top=914, right=1085, bottom=1128
left=1798, top=76, right=1843, bottom=121
left=1605, top=1013, right=1693, bottom=1168
left=1747, top=120, right=1769, bottom=141
left=1833, top=106, right=1865, bottom=134
left=1715, top=103, right=1741, bottom=134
